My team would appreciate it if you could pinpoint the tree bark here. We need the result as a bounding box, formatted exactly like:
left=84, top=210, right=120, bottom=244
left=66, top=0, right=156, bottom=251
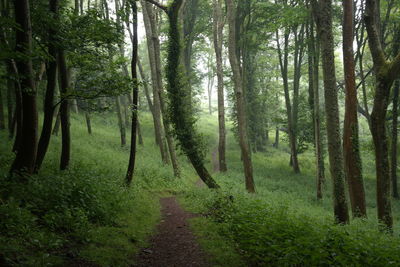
left=58, top=51, right=70, bottom=171
left=364, top=0, right=400, bottom=230
left=115, top=95, right=126, bottom=146
left=126, top=0, right=139, bottom=186
left=307, top=17, right=325, bottom=200
left=7, top=78, right=14, bottom=135
left=9, top=0, right=38, bottom=175
left=85, top=111, right=92, bottom=134
left=276, top=29, right=300, bottom=173
left=226, top=0, right=255, bottom=193
left=35, top=0, right=59, bottom=172
left=342, top=0, right=367, bottom=217
left=157, top=0, right=219, bottom=188
left=312, top=0, right=349, bottom=224
left=213, top=0, right=227, bottom=172
left=141, top=0, right=169, bottom=164
left=148, top=2, right=181, bottom=176
left=391, top=80, right=399, bottom=199
left=0, top=84, right=5, bottom=130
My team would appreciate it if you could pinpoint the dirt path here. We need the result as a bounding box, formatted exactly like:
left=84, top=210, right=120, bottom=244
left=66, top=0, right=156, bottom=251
left=135, top=197, right=209, bottom=267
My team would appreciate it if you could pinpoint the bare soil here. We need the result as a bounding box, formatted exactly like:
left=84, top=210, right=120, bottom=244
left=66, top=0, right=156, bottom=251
left=135, top=197, right=209, bottom=267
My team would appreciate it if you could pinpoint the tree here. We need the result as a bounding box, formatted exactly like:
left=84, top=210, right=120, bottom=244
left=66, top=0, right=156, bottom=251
left=146, top=0, right=219, bottom=189
left=312, top=0, right=349, bottom=224
left=342, top=0, right=367, bottom=217
left=142, top=0, right=180, bottom=177
left=58, top=50, right=71, bottom=171
left=306, top=13, right=325, bottom=200
left=126, top=0, right=139, bottom=186
left=140, top=0, right=169, bottom=164
left=35, top=0, right=59, bottom=172
left=364, top=0, right=400, bottom=229
left=212, top=0, right=227, bottom=172
left=226, top=0, right=255, bottom=193
left=9, top=0, right=38, bottom=175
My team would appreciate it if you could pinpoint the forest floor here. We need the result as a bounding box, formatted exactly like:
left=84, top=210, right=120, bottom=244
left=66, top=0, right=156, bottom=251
left=135, top=197, right=210, bottom=267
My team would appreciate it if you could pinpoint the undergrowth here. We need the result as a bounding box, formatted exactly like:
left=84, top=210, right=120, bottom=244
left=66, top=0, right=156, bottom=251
left=0, top=112, right=190, bottom=266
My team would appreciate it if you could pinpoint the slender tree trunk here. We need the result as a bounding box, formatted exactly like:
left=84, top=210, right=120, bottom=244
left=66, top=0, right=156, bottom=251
left=126, top=0, right=139, bottom=186
left=342, top=0, right=367, bottom=217
left=7, top=79, right=14, bottom=134
left=391, top=80, right=399, bottom=198
left=58, top=51, right=70, bottom=171
left=274, top=126, right=279, bottom=148
left=276, top=30, right=300, bottom=173
left=312, top=0, right=349, bottom=224
left=52, top=110, right=61, bottom=135
left=213, top=0, right=227, bottom=172
left=227, top=0, right=255, bottom=193
left=307, top=17, right=325, bottom=200
left=115, top=96, right=126, bottom=146
left=0, top=85, right=5, bottom=130
left=137, top=118, right=144, bottom=145
left=9, top=0, right=38, bottom=175
left=85, top=111, right=92, bottom=134
left=35, top=0, right=59, bottom=172
left=141, top=0, right=169, bottom=163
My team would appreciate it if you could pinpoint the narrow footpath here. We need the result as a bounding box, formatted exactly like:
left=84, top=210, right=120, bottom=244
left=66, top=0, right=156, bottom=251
left=135, top=197, right=209, bottom=267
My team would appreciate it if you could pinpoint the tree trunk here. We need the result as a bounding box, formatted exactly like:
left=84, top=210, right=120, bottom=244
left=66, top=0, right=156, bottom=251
left=35, top=0, right=59, bottom=172
left=137, top=118, right=144, bottom=145
left=274, top=126, right=279, bottom=148
left=213, top=0, right=227, bottom=172
left=158, top=0, right=219, bottom=188
left=143, top=1, right=183, bottom=177
left=9, top=0, right=38, bottom=175
left=276, top=29, right=300, bottom=173
left=115, top=96, right=126, bottom=146
left=226, top=0, right=255, bottom=193
left=7, top=78, right=14, bottom=135
left=125, top=0, right=139, bottom=186
left=342, top=0, right=367, bottom=217
left=52, top=110, right=61, bottom=135
left=312, top=0, right=349, bottom=224
left=141, top=0, right=169, bottom=164
left=307, top=17, right=325, bottom=200
left=391, top=80, right=399, bottom=198
left=85, top=111, right=92, bottom=134
left=364, top=0, right=400, bottom=230
left=58, top=51, right=70, bottom=171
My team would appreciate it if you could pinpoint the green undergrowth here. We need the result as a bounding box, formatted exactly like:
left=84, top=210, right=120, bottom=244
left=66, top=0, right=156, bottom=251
left=0, top=112, right=192, bottom=266
left=178, top=112, right=400, bottom=266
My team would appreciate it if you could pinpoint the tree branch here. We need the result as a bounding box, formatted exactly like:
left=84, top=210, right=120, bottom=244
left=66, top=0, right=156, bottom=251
left=364, top=0, right=386, bottom=68
left=144, top=0, right=167, bottom=12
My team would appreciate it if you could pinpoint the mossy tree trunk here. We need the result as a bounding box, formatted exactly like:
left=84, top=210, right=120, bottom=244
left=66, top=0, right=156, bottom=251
left=146, top=0, right=219, bottom=188
left=142, top=0, right=180, bottom=177
left=312, top=0, right=349, bottom=224
left=364, top=0, right=400, bottom=230
left=342, top=0, right=367, bottom=217
left=391, top=80, right=399, bottom=199
left=226, top=0, right=255, bottom=193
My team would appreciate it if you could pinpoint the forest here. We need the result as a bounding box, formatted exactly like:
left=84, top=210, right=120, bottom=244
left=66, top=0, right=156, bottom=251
left=1, top=0, right=400, bottom=266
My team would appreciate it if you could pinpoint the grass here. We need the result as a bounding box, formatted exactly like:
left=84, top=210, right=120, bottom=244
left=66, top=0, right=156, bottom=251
left=2, top=109, right=400, bottom=266
left=0, top=111, right=193, bottom=266
left=178, top=112, right=400, bottom=266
